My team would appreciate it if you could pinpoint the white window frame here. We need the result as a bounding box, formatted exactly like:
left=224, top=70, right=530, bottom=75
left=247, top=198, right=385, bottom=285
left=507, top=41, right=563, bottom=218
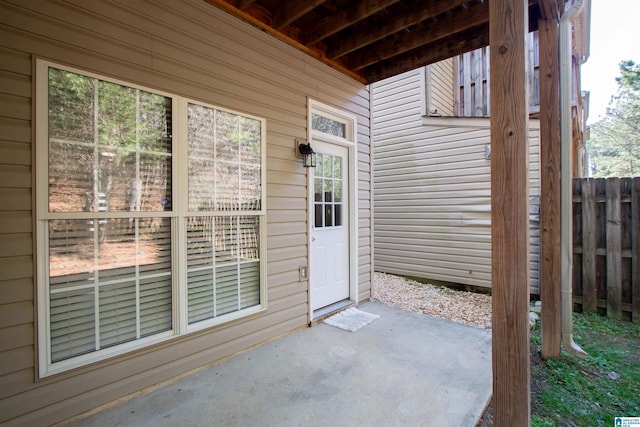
left=177, top=98, right=267, bottom=334
left=35, top=60, right=267, bottom=377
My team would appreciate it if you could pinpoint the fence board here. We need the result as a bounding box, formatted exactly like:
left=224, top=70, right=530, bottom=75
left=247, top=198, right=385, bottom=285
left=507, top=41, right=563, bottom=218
left=606, top=178, right=622, bottom=318
left=633, top=178, right=640, bottom=323
left=606, top=178, right=622, bottom=319
left=581, top=179, right=597, bottom=312
left=573, top=177, right=637, bottom=321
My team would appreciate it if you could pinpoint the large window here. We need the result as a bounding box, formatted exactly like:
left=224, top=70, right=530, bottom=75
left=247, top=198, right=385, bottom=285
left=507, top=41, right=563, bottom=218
left=185, top=103, right=263, bottom=326
left=37, top=61, right=266, bottom=376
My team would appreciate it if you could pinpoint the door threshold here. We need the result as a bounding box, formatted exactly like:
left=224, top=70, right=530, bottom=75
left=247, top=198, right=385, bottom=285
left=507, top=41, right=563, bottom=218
left=311, top=300, right=355, bottom=325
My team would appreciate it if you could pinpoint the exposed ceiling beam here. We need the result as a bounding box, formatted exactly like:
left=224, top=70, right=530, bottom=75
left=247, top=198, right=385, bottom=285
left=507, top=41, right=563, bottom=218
left=349, top=0, right=489, bottom=71
left=354, top=0, right=541, bottom=75
left=203, top=0, right=368, bottom=83
left=237, top=0, right=256, bottom=10
left=273, top=0, right=328, bottom=30
left=364, top=24, right=489, bottom=83
left=207, top=0, right=549, bottom=85
left=301, top=0, right=400, bottom=45
left=326, top=0, right=469, bottom=59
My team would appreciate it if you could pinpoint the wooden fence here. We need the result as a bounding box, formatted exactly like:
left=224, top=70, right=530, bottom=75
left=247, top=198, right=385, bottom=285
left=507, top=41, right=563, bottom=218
left=572, top=177, right=640, bottom=322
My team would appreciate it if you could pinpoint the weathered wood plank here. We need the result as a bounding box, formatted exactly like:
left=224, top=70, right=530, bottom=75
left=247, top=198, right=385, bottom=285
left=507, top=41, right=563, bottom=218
left=489, top=0, right=530, bottom=424
left=273, top=0, right=327, bottom=30
left=327, top=0, right=468, bottom=59
left=237, top=0, right=256, bottom=10
left=632, top=177, right=640, bottom=322
left=538, top=0, right=563, bottom=21
left=351, top=0, right=489, bottom=71
left=365, top=25, right=490, bottom=84
left=582, top=178, right=597, bottom=312
left=301, top=0, right=399, bottom=44
left=606, top=178, right=622, bottom=318
left=573, top=246, right=633, bottom=258
left=538, top=17, right=561, bottom=359
left=463, top=53, right=472, bottom=116
left=573, top=295, right=633, bottom=315
left=202, top=0, right=367, bottom=83
left=473, top=50, right=485, bottom=116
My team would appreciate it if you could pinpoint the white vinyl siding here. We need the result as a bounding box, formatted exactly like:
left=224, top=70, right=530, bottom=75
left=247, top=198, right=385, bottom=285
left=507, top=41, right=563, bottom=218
left=37, top=62, right=267, bottom=375
left=0, top=1, right=371, bottom=424
left=424, top=59, right=455, bottom=117
left=372, top=68, right=541, bottom=293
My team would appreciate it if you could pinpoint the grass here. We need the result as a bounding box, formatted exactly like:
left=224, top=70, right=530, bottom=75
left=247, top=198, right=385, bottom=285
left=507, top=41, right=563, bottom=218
left=530, top=312, right=640, bottom=426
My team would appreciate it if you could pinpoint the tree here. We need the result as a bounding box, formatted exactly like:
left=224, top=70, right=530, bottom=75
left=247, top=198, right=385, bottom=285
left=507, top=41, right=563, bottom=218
left=587, top=60, right=640, bottom=177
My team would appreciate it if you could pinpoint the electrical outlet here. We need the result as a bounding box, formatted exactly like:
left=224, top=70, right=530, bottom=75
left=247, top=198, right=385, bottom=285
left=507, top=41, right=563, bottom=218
left=299, top=265, right=308, bottom=281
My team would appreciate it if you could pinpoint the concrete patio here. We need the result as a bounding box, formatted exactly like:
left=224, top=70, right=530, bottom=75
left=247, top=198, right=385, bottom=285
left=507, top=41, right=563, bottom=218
left=64, top=302, right=492, bottom=427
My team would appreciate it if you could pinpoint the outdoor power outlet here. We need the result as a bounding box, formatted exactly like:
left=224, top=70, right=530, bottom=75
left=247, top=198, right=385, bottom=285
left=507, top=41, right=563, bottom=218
left=299, top=265, right=308, bottom=281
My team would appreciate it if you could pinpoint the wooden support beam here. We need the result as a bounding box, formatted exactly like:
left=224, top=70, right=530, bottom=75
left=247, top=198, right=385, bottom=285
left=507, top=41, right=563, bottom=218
left=203, top=0, right=367, bottom=84
left=364, top=24, right=489, bottom=84
left=273, top=0, right=327, bottom=30
left=349, top=0, right=489, bottom=71
left=538, top=0, right=563, bottom=21
left=237, top=0, right=256, bottom=10
left=326, top=0, right=468, bottom=59
left=301, top=0, right=399, bottom=45
left=538, top=18, right=561, bottom=360
left=489, top=0, right=531, bottom=425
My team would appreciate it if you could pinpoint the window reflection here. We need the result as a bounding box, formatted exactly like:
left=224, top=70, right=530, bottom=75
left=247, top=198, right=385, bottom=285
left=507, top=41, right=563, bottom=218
left=313, top=152, right=344, bottom=229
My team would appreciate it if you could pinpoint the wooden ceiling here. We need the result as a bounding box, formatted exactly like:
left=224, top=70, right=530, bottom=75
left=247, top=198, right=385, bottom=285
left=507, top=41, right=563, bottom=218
left=206, top=0, right=566, bottom=84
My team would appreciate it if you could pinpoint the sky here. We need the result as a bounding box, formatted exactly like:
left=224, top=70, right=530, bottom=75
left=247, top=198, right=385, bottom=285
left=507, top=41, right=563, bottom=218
left=580, top=0, right=640, bottom=125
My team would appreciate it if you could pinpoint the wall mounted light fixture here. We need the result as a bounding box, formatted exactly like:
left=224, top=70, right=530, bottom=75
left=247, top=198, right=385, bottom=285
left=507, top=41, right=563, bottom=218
left=298, top=141, right=317, bottom=168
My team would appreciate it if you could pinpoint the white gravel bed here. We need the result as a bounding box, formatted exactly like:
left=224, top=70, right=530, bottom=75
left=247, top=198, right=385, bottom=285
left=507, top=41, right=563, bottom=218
left=372, top=272, right=492, bottom=329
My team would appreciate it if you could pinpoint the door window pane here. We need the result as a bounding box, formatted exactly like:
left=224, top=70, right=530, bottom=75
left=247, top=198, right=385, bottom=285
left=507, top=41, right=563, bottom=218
left=315, top=204, right=323, bottom=228
left=335, top=204, right=343, bottom=227
left=314, top=178, right=323, bottom=202
left=313, top=152, right=343, bottom=229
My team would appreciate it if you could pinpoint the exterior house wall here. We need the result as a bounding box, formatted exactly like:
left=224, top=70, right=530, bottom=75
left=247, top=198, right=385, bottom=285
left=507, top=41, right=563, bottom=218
left=372, top=68, right=541, bottom=293
left=425, top=58, right=455, bottom=117
left=0, top=0, right=371, bottom=424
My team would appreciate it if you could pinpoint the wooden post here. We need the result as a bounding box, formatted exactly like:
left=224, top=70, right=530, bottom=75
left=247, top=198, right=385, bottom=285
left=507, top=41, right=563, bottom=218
left=538, top=17, right=561, bottom=360
left=490, top=0, right=531, bottom=425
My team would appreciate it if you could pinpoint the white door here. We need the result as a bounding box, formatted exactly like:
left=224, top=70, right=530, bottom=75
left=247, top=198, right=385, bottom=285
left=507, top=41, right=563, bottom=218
left=310, top=140, right=350, bottom=310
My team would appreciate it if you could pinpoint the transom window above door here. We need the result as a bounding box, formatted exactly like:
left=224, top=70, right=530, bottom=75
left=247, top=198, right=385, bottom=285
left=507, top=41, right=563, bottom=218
left=311, top=113, right=346, bottom=138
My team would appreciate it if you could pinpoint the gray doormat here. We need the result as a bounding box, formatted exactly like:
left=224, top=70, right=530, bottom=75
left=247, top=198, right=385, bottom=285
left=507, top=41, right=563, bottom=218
left=323, top=307, right=380, bottom=332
